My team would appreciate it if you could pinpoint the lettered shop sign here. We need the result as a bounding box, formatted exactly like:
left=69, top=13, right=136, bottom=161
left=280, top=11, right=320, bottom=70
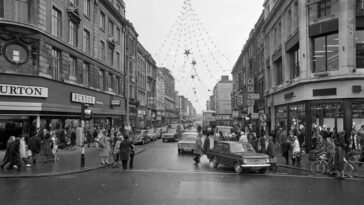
left=0, top=84, right=48, bottom=98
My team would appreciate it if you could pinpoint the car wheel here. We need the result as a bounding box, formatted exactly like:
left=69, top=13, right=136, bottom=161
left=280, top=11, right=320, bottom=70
left=234, top=162, right=242, bottom=174
left=211, top=157, right=218, bottom=168
left=258, top=168, right=268, bottom=174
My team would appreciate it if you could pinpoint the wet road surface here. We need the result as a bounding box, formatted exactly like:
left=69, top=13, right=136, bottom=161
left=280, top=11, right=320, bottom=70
left=0, top=139, right=363, bottom=205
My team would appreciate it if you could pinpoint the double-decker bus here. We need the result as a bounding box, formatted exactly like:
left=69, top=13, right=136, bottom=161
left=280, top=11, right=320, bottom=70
left=202, top=110, right=216, bottom=134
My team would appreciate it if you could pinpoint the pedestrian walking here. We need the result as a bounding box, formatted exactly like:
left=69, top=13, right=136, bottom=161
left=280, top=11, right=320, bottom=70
left=70, top=128, right=76, bottom=150
left=28, top=132, right=41, bottom=164
left=8, top=137, right=21, bottom=171
left=193, top=133, right=203, bottom=164
left=281, top=139, right=291, bottom=165
left=43, top=132, right=54, bottom=163
left=129, top=142, right=135, bottom=169
left=97, top=130, right=111, bottom=165
left=19, top=135, right=31, bottom=167
left=51, top=131, right=59, bottom=161
left=290, top=134, right=301, bottom=167
left=267, top=136, right=277, bottom=170
left=334, top=131, right=346, bottom=179
left=119, top=134, right=133, bottom=170
left=0, top=136, right=16, bottom=170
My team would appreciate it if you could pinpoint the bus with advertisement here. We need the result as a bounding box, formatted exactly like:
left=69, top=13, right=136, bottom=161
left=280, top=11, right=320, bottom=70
left=202, top=110, right=216, bottom=134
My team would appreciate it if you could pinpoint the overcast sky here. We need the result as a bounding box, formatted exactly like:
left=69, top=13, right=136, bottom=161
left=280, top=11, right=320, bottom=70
left=124, top=0, right=264, bottom=113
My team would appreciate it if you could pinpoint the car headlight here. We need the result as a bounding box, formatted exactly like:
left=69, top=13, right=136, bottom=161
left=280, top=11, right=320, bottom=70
left=178, top=143, right=182, bottom=147
left=266, top=158, right=270, bottom=163
left=243, top=159, right=247, bottom=164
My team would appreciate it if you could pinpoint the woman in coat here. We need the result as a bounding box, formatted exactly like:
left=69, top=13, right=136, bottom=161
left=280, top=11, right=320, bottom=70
left=119, top=134, right=133, bottom=170
left=334, top=131, right=346, bottom=179
left=19, top=135, right=31, bottom=167
left=193, top=133, right=203, bottom=164
left=43, top=132, right=53, bottom=163
left=0, top=136, right=16, bottom=169
left=98, top=130, right=111, bottom=165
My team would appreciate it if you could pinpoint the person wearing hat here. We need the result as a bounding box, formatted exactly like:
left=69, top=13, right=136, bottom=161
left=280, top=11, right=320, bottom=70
left=119, top=134, right=134, bottom=170
left=356, top=124, right=364, bottom=151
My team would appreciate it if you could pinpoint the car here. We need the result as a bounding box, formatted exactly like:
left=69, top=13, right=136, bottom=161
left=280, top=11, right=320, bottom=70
left=177, top=132, right=198, bottom=154
left=214, top=126, right=236, bottom=141
left=162, top=128, right=178, bottom=142
left=184, top=126, right=198, bottom=133
left=131, top=130, right=149, bottom=145
left=145, top=128, right=158, bottom=141
left=169, top=124, right=184, bottom=140
left=206, top=141, right=270, bottom=174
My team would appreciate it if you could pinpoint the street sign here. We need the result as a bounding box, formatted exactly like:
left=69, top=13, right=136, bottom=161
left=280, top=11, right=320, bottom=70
left=247, top=99, right=254, bottom=106
left=247, top=86, right=254, bottom=92
left=251, top=113, right=259, bottom=119
left=247, top=94, right=260, bottom=100
left=259, top=113, right=267, bottom=122
left=247, top=78, right=254, bottom=85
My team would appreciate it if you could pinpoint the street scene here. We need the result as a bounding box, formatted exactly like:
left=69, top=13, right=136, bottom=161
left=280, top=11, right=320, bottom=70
left=1, top=0, right=364, bottom=204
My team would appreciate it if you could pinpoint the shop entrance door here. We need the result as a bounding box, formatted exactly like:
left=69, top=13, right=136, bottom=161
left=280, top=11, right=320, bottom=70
left=0, top=119, right=29, bottom=149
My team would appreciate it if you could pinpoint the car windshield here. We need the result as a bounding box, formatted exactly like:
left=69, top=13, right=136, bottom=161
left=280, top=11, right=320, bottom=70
left=135, top=130, right=144, bottom=135
left=171, top=124, right=179, bottom=129
left=167, top=129, right=176, bottom=133
left=181, top=134, right=197, bottom=141
left=242, top=143, right=256, bottom=153
left=147, top=129, right=154, bottom=133
left=230, top=143, right=246, bottom=153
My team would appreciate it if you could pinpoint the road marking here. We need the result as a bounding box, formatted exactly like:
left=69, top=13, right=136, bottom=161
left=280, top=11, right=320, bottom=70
left=111, top=169, right=363, bottom=181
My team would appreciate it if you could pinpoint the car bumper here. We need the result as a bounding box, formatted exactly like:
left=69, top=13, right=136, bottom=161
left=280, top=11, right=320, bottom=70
left=241, top=164, right=270, bottom=168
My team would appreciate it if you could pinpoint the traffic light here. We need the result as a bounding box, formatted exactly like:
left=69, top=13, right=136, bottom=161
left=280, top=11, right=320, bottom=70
left=81, top=103, right=92, bottom=121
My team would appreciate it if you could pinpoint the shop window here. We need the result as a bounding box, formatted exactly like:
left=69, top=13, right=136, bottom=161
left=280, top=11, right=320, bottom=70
left=276, top=106, right=287, bottom=130
left=289, top=104, right=305, bottom=132
left=51, top=7, right=62, bottom=38
left=352, top=103, right=364, bottom=131
left=289, top=46, right=300, bottom=79
left=312, top=33, right=339, bottom=73
left=274, top=58, right=283, bottom=86
left=355, top=30, right=364, bottom=68
left=310, top=103, right=343, bottom=133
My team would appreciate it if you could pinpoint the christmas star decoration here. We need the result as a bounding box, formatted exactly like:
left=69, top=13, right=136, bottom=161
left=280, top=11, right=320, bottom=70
left=184, top=49, right=191, bottom=57
left=191, top=60, right=197, bottom=66
left=191, top=75, right=195, bottom=79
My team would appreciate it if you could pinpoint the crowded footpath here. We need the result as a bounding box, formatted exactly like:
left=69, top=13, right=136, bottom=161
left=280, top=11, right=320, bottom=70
left=0, top=126, right=137, bottom=172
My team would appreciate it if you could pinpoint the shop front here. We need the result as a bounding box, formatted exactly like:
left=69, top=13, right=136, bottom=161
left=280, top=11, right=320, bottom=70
left=0, top=74, right=126, bottom=149
left=268, top=79, right=364, bottom=151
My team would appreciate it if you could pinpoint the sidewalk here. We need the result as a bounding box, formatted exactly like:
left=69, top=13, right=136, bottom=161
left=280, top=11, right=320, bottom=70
left=0, top=146, right=144, bottom=178
left=276, top=152, right=364, bottom=178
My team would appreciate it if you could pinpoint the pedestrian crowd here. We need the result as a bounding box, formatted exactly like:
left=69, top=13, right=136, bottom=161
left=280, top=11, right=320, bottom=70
left=1, top=125, right=137, bottom=172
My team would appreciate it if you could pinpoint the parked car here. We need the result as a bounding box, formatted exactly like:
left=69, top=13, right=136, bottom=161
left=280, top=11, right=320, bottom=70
left=145, top=128, right=158, bottom=141
left=169, top=124, right=184, bottom=140
left=177, top=132, right=198, bottom=154
left=162, top=128, right=178, bottom=142
left=206, top=141, right=270, bottom=174
left=131, top=130, right=149, bottom=145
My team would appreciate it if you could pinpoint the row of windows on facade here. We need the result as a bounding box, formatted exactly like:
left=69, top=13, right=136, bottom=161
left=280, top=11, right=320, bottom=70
left=51, top=6, right=123, bottom=66
left=271, top=30, right=364, bottom=87
left=51, top=47, right=125, bottom=96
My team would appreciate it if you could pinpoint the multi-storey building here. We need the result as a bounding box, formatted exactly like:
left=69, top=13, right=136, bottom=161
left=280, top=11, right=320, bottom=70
left=231, top=0, right=364, bottom=150
left=146, top=52, right=157, bottom=127
left=0, top=0, right=127, bottom=147
left=135, top=41, right=148, bottom=128
left=155, top=67, right=165, bottom=126
left=160, top=67, right=177, bottom=124
left=213, top=76, right=233, bottom=126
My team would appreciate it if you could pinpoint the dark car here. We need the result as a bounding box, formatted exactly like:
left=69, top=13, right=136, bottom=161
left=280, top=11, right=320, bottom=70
left=162, top=128, right=178, bottom=142
left=206, top=141, right=270, bottom=174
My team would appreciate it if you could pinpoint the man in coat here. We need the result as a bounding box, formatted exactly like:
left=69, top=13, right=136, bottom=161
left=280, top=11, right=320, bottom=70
left=119, top=134, right=133, bottom=170
left=28, top=133, right=41, bottom=164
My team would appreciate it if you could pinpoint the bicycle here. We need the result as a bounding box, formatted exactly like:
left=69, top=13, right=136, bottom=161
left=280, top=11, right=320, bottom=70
left=310, top=152, right=354, bottom=177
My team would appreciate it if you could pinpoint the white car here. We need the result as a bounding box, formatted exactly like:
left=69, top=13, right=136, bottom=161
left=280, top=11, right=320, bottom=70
left=177, top=132, right=198, bottom=154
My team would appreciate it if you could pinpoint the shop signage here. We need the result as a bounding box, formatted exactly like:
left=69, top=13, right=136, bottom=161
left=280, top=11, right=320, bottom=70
left=247, top=99, right=254, bottom=106
left=312, top=88, right=336, bottom=96
left=247, top=86, right=254, bottom=93
left=284, top=92, right=295, bottom=100
left=111, top=100, right=121, bottom=107
left=247, top=78, right=254, bottom=85
left=248, top=94, right=260, bottom=100
left=0, top=84, right=48, bottom=98
left=251, top=113, right=259, bottom=119
left=138, top=110, right=146, bottom=115
left=71, top=93, right=95, bottom=104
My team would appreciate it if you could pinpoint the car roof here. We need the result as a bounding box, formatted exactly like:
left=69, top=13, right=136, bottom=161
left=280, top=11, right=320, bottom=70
left=216, top=126, right=233, bottom=128
left=182, top=132, right=198, bottom=135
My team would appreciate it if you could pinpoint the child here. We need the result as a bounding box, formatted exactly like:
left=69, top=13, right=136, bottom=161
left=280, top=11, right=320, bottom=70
left=112, top=135, right=122, bottom=168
